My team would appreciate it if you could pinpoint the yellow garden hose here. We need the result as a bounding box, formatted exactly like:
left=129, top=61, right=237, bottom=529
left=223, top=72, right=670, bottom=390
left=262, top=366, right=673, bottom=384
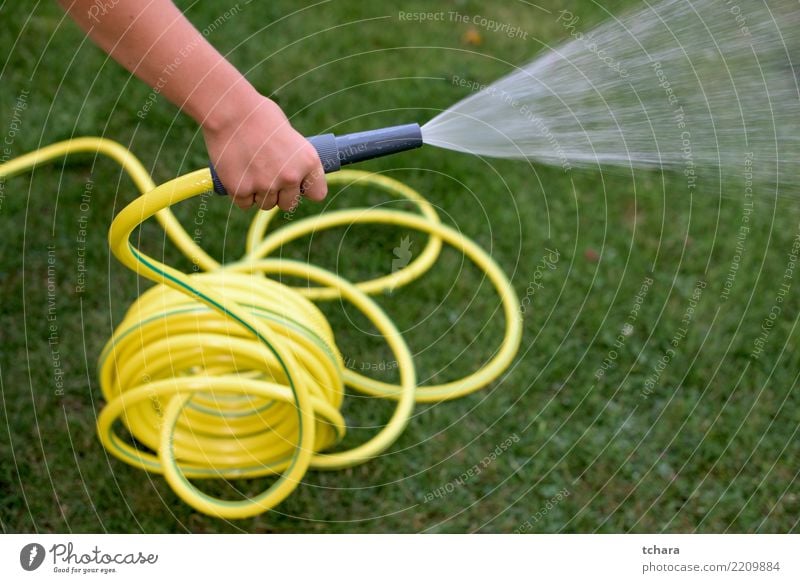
left=0, top=137, right=522, bottom=519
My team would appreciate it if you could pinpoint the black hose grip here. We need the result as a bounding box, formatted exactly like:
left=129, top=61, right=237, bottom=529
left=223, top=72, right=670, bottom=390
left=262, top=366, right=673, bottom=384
left=210, top=163, right=227, bottom=196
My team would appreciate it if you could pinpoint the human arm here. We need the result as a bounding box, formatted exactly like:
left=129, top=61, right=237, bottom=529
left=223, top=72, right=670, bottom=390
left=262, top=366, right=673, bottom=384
left=58, top=0, right=327, bottom=210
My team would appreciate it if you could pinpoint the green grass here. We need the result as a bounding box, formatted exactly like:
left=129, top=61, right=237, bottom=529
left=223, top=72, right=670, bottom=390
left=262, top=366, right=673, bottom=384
left=1, top=0, right=799, bottom=533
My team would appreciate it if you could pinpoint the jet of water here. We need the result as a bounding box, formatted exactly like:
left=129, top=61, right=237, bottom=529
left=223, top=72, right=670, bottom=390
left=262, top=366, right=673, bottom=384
left=422, top=0, right=800, bottom=187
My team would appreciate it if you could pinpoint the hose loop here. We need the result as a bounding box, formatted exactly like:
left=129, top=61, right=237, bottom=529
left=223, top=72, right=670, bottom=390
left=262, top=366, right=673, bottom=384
left=0, top=138, right=522, bottom=519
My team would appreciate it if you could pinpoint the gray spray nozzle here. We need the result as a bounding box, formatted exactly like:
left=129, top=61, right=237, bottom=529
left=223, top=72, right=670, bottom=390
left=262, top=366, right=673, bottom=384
left=308, top=123, right=422, bottom=173
left=210, top=123, right=422, bottom=196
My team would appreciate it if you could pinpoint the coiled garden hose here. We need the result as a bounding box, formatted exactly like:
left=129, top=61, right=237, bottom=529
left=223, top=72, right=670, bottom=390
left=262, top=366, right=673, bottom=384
left=0, top=135, right=522, bottom=519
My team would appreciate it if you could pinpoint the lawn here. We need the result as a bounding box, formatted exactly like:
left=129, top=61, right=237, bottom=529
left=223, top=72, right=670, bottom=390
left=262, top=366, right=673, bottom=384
left=1, top=0, right=799, bottom=533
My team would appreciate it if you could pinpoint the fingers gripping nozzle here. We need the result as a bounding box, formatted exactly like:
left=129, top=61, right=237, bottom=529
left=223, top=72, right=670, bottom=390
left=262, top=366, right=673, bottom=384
left=210, top=123, right=423, bottom=196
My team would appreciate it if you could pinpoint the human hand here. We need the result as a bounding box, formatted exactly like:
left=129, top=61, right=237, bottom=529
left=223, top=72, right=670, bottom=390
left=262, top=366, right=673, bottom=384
left=202, top=93, right=327, bottom=210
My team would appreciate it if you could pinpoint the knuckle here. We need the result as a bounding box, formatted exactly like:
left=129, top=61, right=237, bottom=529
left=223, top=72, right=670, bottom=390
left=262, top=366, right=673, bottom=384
left=281, top=170, right=302, bottom=186
left=232, top=180, right=254, bottom=196
left=304, top=146, right=320, bottom=164
left=255, top=177, right=277, bottom=192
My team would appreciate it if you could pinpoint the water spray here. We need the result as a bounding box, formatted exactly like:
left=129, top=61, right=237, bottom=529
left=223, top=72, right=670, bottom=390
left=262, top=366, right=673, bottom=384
left=3, top=0, right=799, bottom=519
left=268, top=0, right=800, bottom=192
left=215, top=0, right=800, bottom=193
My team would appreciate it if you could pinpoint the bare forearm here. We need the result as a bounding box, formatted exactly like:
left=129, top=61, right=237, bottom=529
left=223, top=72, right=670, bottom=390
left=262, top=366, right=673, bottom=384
left=58, top=0, right=259, bottom=129
left=59, top=0, right=327, bottom=209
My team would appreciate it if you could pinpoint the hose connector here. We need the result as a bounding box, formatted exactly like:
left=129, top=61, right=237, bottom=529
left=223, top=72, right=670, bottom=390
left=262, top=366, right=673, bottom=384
left=210, top=123, right=422, bottom=195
